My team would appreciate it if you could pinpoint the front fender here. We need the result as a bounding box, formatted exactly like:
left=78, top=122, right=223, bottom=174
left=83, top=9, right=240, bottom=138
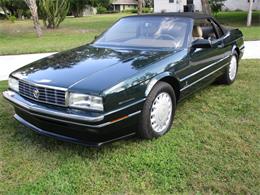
left=145, top=72, right=180, bottom=96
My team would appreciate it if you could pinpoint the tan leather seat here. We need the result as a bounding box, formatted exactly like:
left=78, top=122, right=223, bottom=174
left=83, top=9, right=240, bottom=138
left=192, top=25, right=203, bottom=40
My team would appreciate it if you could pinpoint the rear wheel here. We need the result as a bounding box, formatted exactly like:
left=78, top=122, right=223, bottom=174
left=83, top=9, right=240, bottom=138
left=138, top=82, right=176, bottom=139
left=218, top=52, right=238, bottom=85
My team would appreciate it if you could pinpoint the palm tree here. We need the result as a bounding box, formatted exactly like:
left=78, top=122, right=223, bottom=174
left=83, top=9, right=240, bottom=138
left=138, top=0, right=142, bottom=15
left=24, top=0, right=42, bottom=37
left=247, top=0, right=253, bottom=26
left=201, top=0, right=212, bottom=15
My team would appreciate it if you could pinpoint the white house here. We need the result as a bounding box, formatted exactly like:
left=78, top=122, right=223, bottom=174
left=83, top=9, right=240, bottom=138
left=112, top=0, right=138, bottom=12
left=154, top=0, right=260, bottom=13
left=223, top=0, right=260, bottom=11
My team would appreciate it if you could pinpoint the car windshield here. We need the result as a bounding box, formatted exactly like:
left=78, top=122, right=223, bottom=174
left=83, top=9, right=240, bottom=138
left=94, top=16, right=191, bottom=49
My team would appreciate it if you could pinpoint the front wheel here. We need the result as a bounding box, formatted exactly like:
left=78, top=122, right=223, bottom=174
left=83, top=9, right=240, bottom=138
left=138, top=82, right=176, bottom=139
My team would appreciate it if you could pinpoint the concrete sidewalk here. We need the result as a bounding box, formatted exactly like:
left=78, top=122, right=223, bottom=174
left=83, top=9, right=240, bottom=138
left=0, top=41, right=259, bottom=81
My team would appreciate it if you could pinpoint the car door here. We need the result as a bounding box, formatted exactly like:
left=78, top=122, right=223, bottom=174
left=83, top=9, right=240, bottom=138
left=180, top=18, right=230, bottom=96
left=210, top=18, right=233, bottom=63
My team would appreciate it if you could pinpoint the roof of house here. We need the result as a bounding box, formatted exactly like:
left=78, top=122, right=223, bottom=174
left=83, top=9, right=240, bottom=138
left=125, top=12, right=211, bottom=19
left=112, top=0, right=138, bottom=5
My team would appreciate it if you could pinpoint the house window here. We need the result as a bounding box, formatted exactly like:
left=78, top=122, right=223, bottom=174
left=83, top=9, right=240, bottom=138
left=169, top=0, right=174, bottom=3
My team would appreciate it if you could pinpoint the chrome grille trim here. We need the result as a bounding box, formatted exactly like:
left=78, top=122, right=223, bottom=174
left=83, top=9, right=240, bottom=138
left=18, top=80, right=67, bottom=107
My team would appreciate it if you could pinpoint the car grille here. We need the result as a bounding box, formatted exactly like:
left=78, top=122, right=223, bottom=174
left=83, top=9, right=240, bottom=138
left=19, top=80, right=66, bottom=107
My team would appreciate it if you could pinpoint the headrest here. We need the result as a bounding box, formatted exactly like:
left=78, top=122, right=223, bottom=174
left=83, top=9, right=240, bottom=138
left=192, top=25, right=203, bottom=38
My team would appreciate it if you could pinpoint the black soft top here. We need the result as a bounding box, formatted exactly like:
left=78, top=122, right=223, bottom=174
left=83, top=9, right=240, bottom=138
left=125, top=12, right=212, bottom=20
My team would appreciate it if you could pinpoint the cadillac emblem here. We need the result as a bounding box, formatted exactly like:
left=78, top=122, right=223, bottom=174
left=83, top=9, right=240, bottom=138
left=33, top=88, right=40, bottom=99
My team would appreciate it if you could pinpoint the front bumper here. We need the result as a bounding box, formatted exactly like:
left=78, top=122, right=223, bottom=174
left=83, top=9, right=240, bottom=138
left=3, top=90, right=145, bottom=146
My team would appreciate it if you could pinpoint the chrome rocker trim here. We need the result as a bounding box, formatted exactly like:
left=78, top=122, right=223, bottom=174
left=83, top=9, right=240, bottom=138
left=180, top=63, right=229, bottom=92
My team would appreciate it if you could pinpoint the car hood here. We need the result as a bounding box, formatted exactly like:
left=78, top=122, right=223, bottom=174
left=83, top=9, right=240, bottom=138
left=12, top=45, right=176, bottom=95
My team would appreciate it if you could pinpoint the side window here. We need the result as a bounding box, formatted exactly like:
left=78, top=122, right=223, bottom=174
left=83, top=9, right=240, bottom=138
left=210, top=20, right=224, bottom=38
left=192, top=19, right=218, bottom=41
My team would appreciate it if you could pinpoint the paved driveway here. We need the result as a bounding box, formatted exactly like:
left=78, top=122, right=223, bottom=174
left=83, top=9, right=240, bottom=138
left=243, top=41, right=260, bottom=59
left=0, top=41, right=259, bottom=81
left=0, top=53, right=56, bottom=81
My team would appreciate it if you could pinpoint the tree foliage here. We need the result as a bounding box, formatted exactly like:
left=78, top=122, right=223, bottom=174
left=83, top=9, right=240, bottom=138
left=96, top=0, right=112, bottom=8
left=39, top=0, right=70, bottom=28
left=0, top=0, right=29, bottom=19
left=69, top=0, right=112, bottom=17
left=143, top=0, right=153, bottom=8
left=209, top=0, right=226, bottom=14
left=69, top=0, right=89, bottom=17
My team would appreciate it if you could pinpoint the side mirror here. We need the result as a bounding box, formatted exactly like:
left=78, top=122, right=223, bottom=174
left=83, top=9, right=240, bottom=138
left=192, top=39, right=212, bottom=49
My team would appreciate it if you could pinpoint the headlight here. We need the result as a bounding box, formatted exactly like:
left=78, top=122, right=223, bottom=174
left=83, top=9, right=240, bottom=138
left=69, top=93, right=104, bottom=111
left=8, top=77, right=19, bottom=92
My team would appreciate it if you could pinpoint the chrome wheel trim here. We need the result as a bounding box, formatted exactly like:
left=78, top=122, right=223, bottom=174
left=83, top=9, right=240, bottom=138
left=229, top=55, right=237, bottom=81
left=150, top=92, right=173, bottom=133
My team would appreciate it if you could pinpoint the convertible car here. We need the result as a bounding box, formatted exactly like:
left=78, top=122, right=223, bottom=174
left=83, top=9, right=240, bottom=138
left=3, top=13, right=244, bottom=147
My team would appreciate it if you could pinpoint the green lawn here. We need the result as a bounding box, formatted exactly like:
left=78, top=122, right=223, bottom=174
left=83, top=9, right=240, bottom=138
left=0, top=60, right=259, bottom=194
left=214, top=11, right=260, bottom=41
left=214, top=11, right=260, bottom=26
left=0, top=14, right=127, bottom=55
left=0, top=11, right=259, bottom=55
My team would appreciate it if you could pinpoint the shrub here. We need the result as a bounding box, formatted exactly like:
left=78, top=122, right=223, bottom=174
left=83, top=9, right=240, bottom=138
left=39, top=0, right=70, bottom=29
left=234, top=9, right=243, bottom=12
left=142, top=7, right=153, bottom=13
left=8, top=15, right=16, bottom=23
left=122, top=9, right=137, bottom=13
left=104, top=10, right=120, bottom=14
left=97, top=6, right=107, bottom=14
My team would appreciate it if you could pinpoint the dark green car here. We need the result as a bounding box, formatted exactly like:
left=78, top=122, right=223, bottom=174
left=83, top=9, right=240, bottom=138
left=3, top=13, right=244, bottom=147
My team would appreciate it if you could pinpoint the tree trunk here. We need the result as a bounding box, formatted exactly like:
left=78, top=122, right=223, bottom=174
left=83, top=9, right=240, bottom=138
left=24, top=0, right=42, bottom=37
left=201, top=0, right=212, bottom=15
left=247, top=0, right=253, bottom=26
left=138, top=0, right=142, bottom=15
